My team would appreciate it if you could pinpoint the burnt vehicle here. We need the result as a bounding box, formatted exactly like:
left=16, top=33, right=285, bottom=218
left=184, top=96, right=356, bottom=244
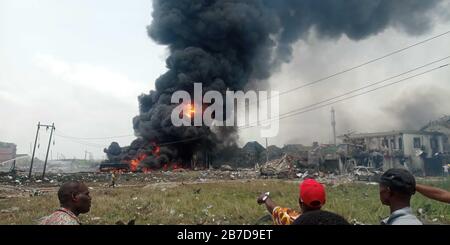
left=99, top=163, right=130, bottom=173
left=353, top=166, right=382, bottom=182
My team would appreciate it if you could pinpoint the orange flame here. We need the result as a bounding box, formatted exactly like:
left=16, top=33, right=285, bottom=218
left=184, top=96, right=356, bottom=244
left=127, top=144, right=185, bottom=173
left=142, top=167, right=152, bottom=174
left=184, top=104, right=196, bottom=118
left=129, top=153, right=147, bottom=172
left=152, top=145, right=160, bottom=156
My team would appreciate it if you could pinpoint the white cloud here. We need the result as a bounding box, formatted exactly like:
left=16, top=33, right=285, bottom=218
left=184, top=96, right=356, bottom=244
left=34, top=53, right=150, bottom=104
left=0, top=90, right=28, bottom=107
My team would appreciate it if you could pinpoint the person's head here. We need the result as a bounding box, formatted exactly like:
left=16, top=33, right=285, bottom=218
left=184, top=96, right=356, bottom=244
left=57, top=181, right=91, bottom=215
left=379, top=168, right=416, bottom=207
left=293, top=210, right=350, bottom=225
left=299, top=179, right=326, bottom=212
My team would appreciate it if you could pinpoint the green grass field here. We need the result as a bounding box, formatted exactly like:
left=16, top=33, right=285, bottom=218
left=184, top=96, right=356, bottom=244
left=0, top=179, right=449, bottom=225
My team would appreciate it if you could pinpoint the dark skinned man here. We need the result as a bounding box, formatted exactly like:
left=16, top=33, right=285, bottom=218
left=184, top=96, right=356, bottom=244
left=257, top=178, right=326, bottom=225
left=40, top=181, right=91, bottom=225
left=379, top=168, right=422, bottom=225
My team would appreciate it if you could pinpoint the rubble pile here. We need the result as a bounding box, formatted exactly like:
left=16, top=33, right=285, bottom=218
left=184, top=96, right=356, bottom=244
left=259, top=154, right=295, bottom=178
left=214, top=142, right=311, bottom=169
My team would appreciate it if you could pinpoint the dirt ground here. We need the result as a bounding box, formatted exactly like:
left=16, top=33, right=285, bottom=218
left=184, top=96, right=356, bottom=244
left=1, top=171, right=449, bottom=225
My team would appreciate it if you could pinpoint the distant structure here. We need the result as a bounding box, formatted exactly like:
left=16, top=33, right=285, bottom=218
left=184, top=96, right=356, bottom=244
left=339, top=130, right=445, bottom=176
left=421, top=115, right=450, bottom=152
left=0, top=141, right=17, bottom=164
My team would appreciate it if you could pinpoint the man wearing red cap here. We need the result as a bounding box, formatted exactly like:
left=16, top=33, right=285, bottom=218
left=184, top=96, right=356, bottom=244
left=257, top=178, right=326, bottom=225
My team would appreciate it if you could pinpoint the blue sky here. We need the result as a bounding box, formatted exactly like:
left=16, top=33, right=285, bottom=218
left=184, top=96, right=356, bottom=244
left=1, top=0, right=449, bottom=160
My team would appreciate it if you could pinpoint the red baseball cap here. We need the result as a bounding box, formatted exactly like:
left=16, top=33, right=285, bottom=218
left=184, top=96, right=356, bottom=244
left=299, top=179, right=326, bottom=209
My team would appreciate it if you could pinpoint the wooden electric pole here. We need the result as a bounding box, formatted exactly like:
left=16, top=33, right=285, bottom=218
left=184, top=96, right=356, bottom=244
left=331, top=107, right=337, bottom=146
left=42, top=123, right=55, bottom=180
left=265, top=138, right=269, bottom=163
left=29, top=122, right=41, bottom=179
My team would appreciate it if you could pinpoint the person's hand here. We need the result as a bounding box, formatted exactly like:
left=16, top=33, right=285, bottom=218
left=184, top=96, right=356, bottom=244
left=257, top=192, right=270, bottom=205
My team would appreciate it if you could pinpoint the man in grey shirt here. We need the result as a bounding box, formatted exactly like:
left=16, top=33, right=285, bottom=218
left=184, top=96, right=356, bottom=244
left=379, top=168, right=422, bottom=225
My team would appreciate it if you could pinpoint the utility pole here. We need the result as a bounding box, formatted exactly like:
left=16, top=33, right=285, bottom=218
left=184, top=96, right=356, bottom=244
left=11, top=159, right=16, bottom=173
left=84, top=150, right=88, bottom=161
left=265, top=138, right=269, bottom=163
left=29, top=122, right=41, bottom=179
left=41, top=123, right=55, bottom=180
left=331, top=107, right=337, bottom=145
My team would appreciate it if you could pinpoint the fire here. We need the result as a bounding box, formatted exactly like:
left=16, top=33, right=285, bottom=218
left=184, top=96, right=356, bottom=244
left=142, top=167, right=152, bottom=174
left=152, top=144, right=160, bottom=156
left=127, top=144, right=184, bottom=173
left=129, top=153, right=147, bottom=172
left=162, top=162, right=182, bottom=172
left=184, top=104, right=196, bottom=118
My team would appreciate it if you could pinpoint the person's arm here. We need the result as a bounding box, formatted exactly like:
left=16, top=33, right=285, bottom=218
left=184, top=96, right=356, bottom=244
left=416, top=184, right=450, bottom=204
left=257, top=193, right=278, bottom=214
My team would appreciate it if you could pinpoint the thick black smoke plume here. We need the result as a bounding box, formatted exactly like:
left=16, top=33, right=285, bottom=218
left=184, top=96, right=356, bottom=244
left=121, top=0, right=442, bottom=169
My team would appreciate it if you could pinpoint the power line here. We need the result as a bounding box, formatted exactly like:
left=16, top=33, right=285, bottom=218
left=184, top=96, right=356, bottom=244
left=54, top=135, right=106, bottom=149
left=114, top=61, right=448, bottom=145
left=48, top=31, right=450, bottom=142
left=53, top=61, right=449, bottom=146
left=159, top=137, right=206, bottom=146
left=55, top=131, right=204, bottom=148
left=125, top=30, right=450, bottom=134
left=275, top=56, right=450, bottom=119
left=278, top=63, right=449, bottom=121
left=251, top=29, right=450, bottom=105
left=55, top=132, right=135, bottom=140
left=238, top=62, right=449, bottom=129
left=48, top=31, right=450, bottom=146
left=143, top=62, right=449, bottom=145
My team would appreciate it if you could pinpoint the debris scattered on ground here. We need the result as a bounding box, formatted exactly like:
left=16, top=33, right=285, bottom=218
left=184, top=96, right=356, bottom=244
left=1, top=207, right=19, bottom=213
left=30, top=189, right=42, bottom=197
left=220, top=165, right=233, bottom=171
left=115, top=219, right=135, bottom=225
left=260, top=155, right=295, bottom=178
left=1, top=161, right=384, bottom=191
left=350, top=219, right=365, bottom=225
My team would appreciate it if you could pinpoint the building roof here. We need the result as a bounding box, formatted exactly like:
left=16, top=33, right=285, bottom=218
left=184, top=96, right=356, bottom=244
left=421, top=115, right=450, bottom=131
left=338, top=130, right=444, bottom=139
left=0, top=141, right=16, bottom=148
left=242, top=141, right=265, bottom=152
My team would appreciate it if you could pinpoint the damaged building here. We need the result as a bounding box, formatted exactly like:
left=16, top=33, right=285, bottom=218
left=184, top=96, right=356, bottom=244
left=339, top=130, right=446, bottom=176
left=421, top=115, right=450, bottom=152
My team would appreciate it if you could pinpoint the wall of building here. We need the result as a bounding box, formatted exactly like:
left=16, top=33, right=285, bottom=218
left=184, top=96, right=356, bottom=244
left=402, top=134, right=444, bottom=157
left=0, top=143, right=17, bottom=163
left=422, top=124, right=450, bottom=152
left=350, top=133, right=444, bottom=175
left=401, top=133, right=444, bottom=175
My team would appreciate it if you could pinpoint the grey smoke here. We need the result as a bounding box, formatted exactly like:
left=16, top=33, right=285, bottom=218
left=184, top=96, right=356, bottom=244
left=385, top=87, right=448, bottom=130
left=128, top=0, right=443, bottom=167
